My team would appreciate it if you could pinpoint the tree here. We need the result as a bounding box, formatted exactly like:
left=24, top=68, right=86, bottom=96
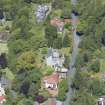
left=52, top=0, right=64, bottom=9
left=101, top=35, right=105, bottom=46
left=89, top=60, right=100, bottom=73
left=70, top=90, right=96, bottom=105
left=63, top=33, right=71, bottom=47
left=89, top=79, right=105, bottom=96
left=0, top=53, right=7, bottom=69
left=20, top=80, right=30, bottom=96
left=57, top=79, right=68, bottom=101
left=16, top=51, right=37, bottom=71
left=53, top=36, right=62, bottom=49
left=45, top=25, right=58, bottom=47
left=0, top=9, right=4, bottom=19
left=17, top=98, right=33, bottom=105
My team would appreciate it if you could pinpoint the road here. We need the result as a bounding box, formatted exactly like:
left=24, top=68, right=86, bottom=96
left=63, top=0, right=80, bottom=105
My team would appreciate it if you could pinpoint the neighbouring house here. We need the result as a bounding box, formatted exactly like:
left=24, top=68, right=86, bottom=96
left=46, top=48, right=65, bottom=70
left=42, top=73, right=59, bottom=96
left=0, top=32, right=9, bottom=42
left=56, top=68, right=68, bottom=79
left=98, top=96, right=105, bottom=105
left=35, top=5, right=49, bottom=23
left=50, top=18, right=64, bottom=32
left=0, top=83, right=6, bottom=104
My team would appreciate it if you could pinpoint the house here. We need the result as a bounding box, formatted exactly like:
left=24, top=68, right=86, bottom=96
left=46, top=48, right=65, bottom=70
left=35, top=5, right=49, bottom=22
left=0, top=83, right=6, bottom=104
left=43, top=73, right=59, bottom=90
left=98, top=96, right=105, bottom=105
left=50, top=18, right=64, bottom=32
left=43, top=73, right=59, bottom=96
left=57, top=68, right=68, bottom=79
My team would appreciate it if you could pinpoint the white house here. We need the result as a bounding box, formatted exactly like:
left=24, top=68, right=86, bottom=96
left=35, top=5, right=49, bottom=22
left=46, top=48, right=65, bottom=70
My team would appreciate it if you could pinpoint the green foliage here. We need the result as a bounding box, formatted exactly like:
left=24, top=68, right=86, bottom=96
left=42, top=66, right=54, bottom=76
left=32, top=0, right=52, bottom=4
left=89, top=60, right=100, bottom=73
left=57, top=79, right=68, bottom=101
left=89, top=79, right=105, bottom=96
left=3, top=0, right=72, bottom=103
left=16, top=98, right=33, bottom=105
left=71, top=90, right=96, bottom=105
left=16, top=51, right=37, bottom=71
left=45, top=25, right=58, bottom=47
left=63, top=32, right=71, bottom=47
left=71, top=1, right=105, bottom=104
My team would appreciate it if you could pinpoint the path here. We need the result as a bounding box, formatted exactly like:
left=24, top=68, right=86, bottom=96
left=63, top=0, right=81, bottom=105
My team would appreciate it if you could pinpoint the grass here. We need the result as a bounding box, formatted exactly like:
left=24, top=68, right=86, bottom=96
left=0, top=43, right=8, bottom=54
left=3, top=68, right=15, bottom=81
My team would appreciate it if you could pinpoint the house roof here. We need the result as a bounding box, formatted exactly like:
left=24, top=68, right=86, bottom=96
left=50, top=18, right=64, bottom=27
left=43, top=73, right=59, bottom=84
left=0, top=96, right=6, bottom=102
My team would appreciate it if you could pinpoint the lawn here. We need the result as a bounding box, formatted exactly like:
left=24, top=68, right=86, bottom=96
left=3, top=68, right=15, bottom=81
left=0, top=43, right=8, bottom=54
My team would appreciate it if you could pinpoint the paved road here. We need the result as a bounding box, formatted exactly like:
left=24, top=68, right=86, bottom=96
left=63, top=0, right=80, bottom=105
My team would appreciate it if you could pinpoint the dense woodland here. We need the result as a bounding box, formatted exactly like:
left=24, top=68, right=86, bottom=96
left=71, top=0, right=105, bottom=105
